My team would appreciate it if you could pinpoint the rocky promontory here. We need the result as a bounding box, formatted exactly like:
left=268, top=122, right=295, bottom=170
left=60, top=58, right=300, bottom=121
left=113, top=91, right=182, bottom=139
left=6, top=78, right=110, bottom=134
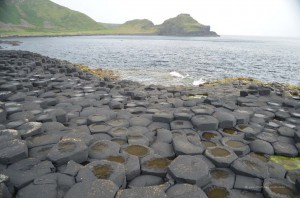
left=158, top=14, right=219, bottom=37
left=0, top=50, right=300, bottom=197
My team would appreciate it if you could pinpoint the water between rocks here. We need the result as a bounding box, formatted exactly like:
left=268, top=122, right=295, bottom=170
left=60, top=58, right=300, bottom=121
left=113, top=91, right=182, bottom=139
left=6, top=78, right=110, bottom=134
left=1, top=35, right=300, bottom=86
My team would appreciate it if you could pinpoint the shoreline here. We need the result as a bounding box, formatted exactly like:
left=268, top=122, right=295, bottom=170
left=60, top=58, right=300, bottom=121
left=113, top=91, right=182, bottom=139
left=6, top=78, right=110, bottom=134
left=0, top=50, right=300, bottom=197
left=0, top=32, right=219, bottom=39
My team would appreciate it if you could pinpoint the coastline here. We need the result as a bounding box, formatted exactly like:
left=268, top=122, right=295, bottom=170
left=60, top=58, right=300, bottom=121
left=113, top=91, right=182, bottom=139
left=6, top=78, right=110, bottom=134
left=0, top=50, right=299, bottom=197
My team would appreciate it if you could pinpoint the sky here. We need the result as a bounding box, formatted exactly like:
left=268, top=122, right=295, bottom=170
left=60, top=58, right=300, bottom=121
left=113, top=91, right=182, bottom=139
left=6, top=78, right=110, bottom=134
left=51, top=0, right=300, bottom=37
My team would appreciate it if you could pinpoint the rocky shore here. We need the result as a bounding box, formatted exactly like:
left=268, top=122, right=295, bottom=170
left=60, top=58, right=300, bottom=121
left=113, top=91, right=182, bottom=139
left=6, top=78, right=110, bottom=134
left=0, top=50, right=300, bottom=198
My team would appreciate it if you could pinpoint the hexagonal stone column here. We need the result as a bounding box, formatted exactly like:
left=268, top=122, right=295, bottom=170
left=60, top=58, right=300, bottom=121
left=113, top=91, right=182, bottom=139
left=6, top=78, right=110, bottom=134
left=47, top=138, right=88, bottom=166
left=88, top=140, right=120, bottom=160
left=272, top=141, right=298, bottom=157
left=191, top=115, right=219, bottom=131
left=116, top=185, right=167, bottom=198
left=105, top=153, right=140, bottom=181
left=263, top=178, right=299, bottom=198
left=167, top=155, right=211, bottom=188
left=65, top=179, right=119, bottom=198
left=77, top=160, right=125, bottom=187
left=210, top=168, right=235, bottom=189
left=173, top=135, right=204, bottom=155
left=204, top=185, right=233, bottom=198
left=17, top=122, right=42, bottom=138
left=141, top=154, right=171, bottom=177
left=205, top=146, right=238, bottom=168
left=122, top=144, right=154, bottom=159
left=0, top=139, right=28, bottom=164
left=221, top=138, right=250, bottom=156
left=213, top=111, right=237, bottom=129
left=166, top=184, right=207, bottom=198
left=230, top=156, right=269, bottom=179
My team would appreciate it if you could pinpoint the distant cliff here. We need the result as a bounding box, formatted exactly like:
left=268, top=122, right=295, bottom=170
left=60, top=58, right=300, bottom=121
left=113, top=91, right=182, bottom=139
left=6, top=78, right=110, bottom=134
left=157, top=14, right=219, bottom=37
left=0, top=0, right=219, bottom=37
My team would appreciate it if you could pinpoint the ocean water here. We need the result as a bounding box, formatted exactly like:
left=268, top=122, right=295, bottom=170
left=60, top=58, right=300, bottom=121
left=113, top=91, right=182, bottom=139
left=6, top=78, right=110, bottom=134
left=1, top=35, right=300, bottom=86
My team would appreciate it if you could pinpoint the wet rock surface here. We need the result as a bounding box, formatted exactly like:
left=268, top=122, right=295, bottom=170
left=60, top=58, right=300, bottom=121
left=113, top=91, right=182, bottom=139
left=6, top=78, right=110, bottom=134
left=0, top=50, right=299, bottom=197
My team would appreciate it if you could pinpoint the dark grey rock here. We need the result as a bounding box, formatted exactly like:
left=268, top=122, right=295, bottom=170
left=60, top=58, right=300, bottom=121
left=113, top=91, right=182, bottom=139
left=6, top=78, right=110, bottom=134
left=278, top=126, right=295, bottom=137
left=0, top=139, right=28, bottom=165
left=47, top=138, right=88, bottom=166
left=213, top=111, right=237, bottom=128
left=0, top=108, right=7, bottom=123
left=128, top=175, right=164, bottom=188
left=152, top=111, right=174, bottom=123
left=64, top=179, right=119, bottom=198
left=170, top=120, right=193, bottom=130
left=230, top=156, right=269, bottom=179
left=62, top=160, right=83, bottom=177
left=168, top=155, right=211, bottom=187
left=173, top=135, right=204, bottom=155
left=234, top=175, right=262, bottom=192
left=286, top=169, right=300, bottom=184
left=231, top=189, right=264, bottom=198
left=0, top=183, right=12, bottom=198
left=267, top=161, right=286, bottom=179
left=263, top=178, right=299, bottom=198
left=141, top=154, right=171, bottom=177
left=28, top=144, right=54, bottom=160
left=2, top=159, right=54, bottom=189
left=210, top=168, right=235, bottom=189
left=191, top=105, right=214, bottom=115
left=204, top=185, right=233, bottom=198
left=273, top=141, right=298, bottom=157
left=166, top=183, right=208, bottom=198
left=116, top=185, right=167, bottom=198
left=104, top=153, right=140, bottom=181
left=88, top=140, right=120, bottom=160
left=205, top=146, right=238, bottom=168
left=257, top=132, right=278, bottom=143
left=249, top=139, right=274, bottom=155
left=89, top=124, right=112, bottom=134
left=109, top=127, right=128, bottom=138
left=221, top=138, right=250, bottom=156
left=129, top=116, right=152, bottom=127
left=87, top=114, right=110, bottom=125
left=18, top=173, right=75, bottom=198
left=150, top=142, right=175, bottom=158
left=77, top=160, right=125, bottom=187
left=17, top=122, right=42, bottom=138
left=106, top=119, right=130, bottom=128
left=191, top=115, right=219, bottom=131
left=26, top=133, right=62, bottom=148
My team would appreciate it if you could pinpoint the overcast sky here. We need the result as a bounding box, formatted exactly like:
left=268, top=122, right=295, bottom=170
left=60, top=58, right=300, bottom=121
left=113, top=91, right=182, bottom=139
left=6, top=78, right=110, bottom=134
left=51, top=0, right=300, bottom=37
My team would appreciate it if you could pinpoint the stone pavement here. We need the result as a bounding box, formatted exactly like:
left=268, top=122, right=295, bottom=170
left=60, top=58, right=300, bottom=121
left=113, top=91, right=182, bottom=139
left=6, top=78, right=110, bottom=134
left=0, top=50, right=300, bottom=198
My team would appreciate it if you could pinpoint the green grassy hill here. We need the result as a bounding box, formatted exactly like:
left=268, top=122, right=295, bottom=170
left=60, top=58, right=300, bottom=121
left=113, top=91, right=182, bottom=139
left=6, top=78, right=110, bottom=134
left=0, top=0, right=105, bottom=35
left=0, top=1, right=218, bottom=37
left=113, top=19, right=157, bottom=34
left=158, top=14, right=218, bottom=36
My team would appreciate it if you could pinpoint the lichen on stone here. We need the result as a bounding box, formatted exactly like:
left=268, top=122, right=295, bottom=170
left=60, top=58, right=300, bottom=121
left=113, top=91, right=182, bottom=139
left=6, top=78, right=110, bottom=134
left=144, top=158, right=171, bottom=169
left=270, top=155, right=300, bottom=170
left=58, top=142, right=76, bottom=153
left=92, top=165, right=112, bottom=179
left=124, top=145, right=149, bottom=157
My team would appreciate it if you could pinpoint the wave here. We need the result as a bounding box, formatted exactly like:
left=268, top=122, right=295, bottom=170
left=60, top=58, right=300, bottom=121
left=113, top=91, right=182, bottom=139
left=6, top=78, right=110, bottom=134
left=170, top=71, right=185, bottom=78
left=192, top=79, right=206, bottom=86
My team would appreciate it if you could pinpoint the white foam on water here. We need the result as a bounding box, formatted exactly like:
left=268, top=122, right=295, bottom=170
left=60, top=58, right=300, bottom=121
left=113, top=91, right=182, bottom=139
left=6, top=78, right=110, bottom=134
left=170, top=71, right=185, bottom=78
left=192, top=79, right=206, bottom=86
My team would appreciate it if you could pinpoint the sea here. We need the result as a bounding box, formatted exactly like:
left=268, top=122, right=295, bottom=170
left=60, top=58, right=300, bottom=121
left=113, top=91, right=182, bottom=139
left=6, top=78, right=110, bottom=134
left=1, top=35, right=300, bottom=86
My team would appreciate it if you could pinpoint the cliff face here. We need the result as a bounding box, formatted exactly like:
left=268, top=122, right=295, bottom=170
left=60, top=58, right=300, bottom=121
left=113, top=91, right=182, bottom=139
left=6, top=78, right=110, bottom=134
left=158, top=14, right=219, bottom=37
